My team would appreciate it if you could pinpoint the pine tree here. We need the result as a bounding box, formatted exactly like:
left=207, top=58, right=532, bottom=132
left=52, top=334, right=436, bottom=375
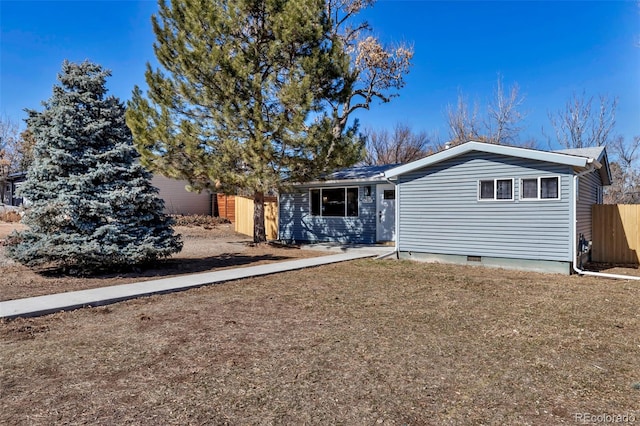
left=126, top=0, right=363, bottom=243
left=6, top=60, right=182, bottom=274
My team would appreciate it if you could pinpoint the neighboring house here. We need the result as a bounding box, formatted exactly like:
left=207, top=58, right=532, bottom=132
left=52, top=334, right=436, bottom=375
left=151, top=175, right=213, bottom=216
left=2, top=172, right=213, bottom=215
left=279, top=141, right=611, bottom=274
left=383, top=141, right=611, bottom=274
left=279, top=164, right=400, bottom=244
left=4, top=172, right=27, bottom=207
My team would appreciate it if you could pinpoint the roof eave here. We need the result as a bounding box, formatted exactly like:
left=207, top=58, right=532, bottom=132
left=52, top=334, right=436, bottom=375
left=384, top=141, right=591, bottom=178
left=290, top=175, right=389, bottom=186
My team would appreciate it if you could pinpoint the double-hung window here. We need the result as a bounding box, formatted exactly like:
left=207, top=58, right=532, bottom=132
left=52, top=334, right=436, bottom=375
left=310, top=187, right=359, bottom=217
left=478, top=179, right=513, bottom=201
left=520, top=177, right=560, bottom=200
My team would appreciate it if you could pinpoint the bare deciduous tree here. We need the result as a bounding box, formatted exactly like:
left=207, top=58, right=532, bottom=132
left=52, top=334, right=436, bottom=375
left=445, top=92, right=483, bottom=146
left=485, top=78, right=526, bottom=146
left=363, top=123, right=433, bottom=165
left=0, top=115, right=34, bottom=174
left=547, top=92, right=617, bottom=148
left=444, top=76, right=527, bottom=148
left=325, top=0, right=414, bottom=140
left=605, top=135, right=640, bottom=204
left=0, top=115, right=24, bottom=203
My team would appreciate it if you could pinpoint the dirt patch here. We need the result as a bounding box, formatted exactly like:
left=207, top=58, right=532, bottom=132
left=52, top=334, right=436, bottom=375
left=584, top=262, right=640, bottom=277
left=0, top=222, right=26, bottom=239
left=1, top=260, right=639, bottom=424
left=0, top=223, right=323, bottom=301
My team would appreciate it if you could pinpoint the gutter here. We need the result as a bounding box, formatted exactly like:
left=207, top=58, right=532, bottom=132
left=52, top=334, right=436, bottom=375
left=572, top=166, right=640, bottom=281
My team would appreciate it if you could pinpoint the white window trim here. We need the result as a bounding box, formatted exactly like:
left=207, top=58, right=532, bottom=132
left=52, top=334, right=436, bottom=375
left=309, top=186, right=360, bottom=217
left=519, top=176, right=561, bottom=201
left=477, top=178, right=514, bottom=202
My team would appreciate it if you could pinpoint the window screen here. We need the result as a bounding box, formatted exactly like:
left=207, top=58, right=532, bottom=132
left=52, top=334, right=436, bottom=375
left=540, top=177, right=559, bottom=199
left=496, top=179, right=512, bottom=200
left=521, top=178, right=538, bottom=199
left=479, top=180, right=494, bottom=199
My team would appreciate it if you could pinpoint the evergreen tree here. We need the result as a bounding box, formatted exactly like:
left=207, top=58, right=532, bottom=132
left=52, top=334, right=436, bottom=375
left=126, top=0, right=363, bottom=243
left=6, top=60, right=182, bottom=274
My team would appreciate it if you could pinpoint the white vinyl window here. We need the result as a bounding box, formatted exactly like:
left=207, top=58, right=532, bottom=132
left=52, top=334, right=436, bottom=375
left=520, top=176, right=560, bottom=200
left=478, top=179, right=514, bottom=201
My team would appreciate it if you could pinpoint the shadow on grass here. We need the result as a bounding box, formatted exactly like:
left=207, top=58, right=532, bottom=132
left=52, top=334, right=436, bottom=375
left=38, top=252, right=295, bottom=280
left=583, top=262, right=640, bottom=273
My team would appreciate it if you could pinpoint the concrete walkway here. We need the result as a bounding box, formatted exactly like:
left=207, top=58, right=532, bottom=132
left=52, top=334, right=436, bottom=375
left=0, top=250, right=380, bottom=320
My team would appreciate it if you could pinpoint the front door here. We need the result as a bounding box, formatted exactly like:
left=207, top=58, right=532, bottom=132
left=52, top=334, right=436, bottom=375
left=376, top=184, right=396, bottom=242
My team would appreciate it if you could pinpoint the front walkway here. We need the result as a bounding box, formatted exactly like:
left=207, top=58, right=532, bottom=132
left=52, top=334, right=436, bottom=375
left=0, top=249, right=384, bottom=320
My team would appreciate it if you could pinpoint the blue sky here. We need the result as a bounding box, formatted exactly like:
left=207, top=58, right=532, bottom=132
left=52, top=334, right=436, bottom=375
left=1, top=0, right=638, bottom=149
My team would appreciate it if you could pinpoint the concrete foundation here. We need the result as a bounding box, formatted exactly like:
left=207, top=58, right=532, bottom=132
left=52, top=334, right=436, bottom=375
left=398, top=251, right=571, bottom=275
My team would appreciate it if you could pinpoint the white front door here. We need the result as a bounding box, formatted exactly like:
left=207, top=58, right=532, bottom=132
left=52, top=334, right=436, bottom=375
left=376, top=184, right=396, bottom=242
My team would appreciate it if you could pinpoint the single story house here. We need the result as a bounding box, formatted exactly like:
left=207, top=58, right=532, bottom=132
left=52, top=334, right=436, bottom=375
left=2, top=172, right=213, bottom=215
left=279, top=141, right=611, bottom=274
left=151, top=174, right=213, bottom=216
left=3, top=172, right=27, bottom=207
left=278, top=163, right=400, bottom=244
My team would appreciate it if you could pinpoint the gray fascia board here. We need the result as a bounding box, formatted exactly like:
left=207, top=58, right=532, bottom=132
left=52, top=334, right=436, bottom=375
left=384, top=141, right=590, bottom=178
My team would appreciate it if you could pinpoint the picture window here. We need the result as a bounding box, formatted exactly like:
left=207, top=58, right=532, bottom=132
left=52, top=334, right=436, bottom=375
left=310, top=187, right=359, bottom=217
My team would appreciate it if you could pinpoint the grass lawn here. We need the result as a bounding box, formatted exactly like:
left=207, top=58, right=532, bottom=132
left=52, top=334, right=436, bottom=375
left=1, top=259, right=639, bottom=425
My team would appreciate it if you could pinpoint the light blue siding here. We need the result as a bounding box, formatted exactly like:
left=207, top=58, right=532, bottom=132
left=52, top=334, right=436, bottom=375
left=397, top=152, right=574, bottom=262
left=279, top=184, right=377, bottom=243
left=576, top=170, right=602, bottom=243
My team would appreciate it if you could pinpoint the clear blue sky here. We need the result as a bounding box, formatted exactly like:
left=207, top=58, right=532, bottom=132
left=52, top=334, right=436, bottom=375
left=1, top=0, right=638, bottom=149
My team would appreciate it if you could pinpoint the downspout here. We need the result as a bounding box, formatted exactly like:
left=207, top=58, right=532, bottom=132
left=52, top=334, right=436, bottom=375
left=572, top=166, right=640, bottom=281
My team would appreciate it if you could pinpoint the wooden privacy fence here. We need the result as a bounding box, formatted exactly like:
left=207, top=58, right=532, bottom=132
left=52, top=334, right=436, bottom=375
left=592, top=204, right=640, bottom=265
left=234, top=196, right=279, bottom=240
left=216, top=194, right=235, bottom=223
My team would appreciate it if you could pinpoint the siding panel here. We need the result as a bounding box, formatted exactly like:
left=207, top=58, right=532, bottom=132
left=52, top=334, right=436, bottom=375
left=576, top=170, right=602, bottom=243
left=279, top=184, right=377, bottom=243
left=397, top=152, right=573, bottom=262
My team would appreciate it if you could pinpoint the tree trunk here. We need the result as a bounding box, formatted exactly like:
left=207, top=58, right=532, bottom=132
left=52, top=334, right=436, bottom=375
left=253, top=190, right=266, bottom=243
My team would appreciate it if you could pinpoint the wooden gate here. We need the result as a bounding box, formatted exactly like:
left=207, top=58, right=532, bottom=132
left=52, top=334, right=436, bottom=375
left=234, top=196, right=278, bottom=240
left=591, top=204, right=640, bottom=265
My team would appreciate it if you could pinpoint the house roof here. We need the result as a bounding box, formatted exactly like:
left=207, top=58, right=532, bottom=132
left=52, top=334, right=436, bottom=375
left=384, top=141, right=609, bottom=184
left=302, top=163, right=401, bottom=184
left=553, top=146, right=606, bottom=160
left=553, top=145, right=611, bottom=185
left=7, top=171, right=27, bottom=181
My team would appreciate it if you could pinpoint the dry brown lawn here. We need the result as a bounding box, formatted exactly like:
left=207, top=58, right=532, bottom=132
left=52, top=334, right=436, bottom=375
left=0, top=223, right=322, bottom=301
left=2, top=257, right=639, bottom=425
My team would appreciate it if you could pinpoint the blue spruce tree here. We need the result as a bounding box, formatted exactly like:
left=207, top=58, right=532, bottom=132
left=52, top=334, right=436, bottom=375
left=7, top=60, right=182, bottom=274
